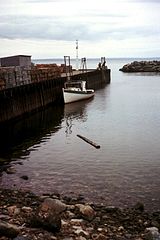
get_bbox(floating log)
[77,134,100,149]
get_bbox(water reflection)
[0,105,64,163]
[64,99,92,136]
[1,59,160,211]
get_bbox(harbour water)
[1,58,160,211]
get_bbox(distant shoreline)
[32,57,160,61]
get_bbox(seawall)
[119,60,160,72]
[0,69,110,123]
[72,69,111,88]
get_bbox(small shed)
[0,55,31,67]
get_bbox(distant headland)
[119,60,160,72]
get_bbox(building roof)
[0,55,32,59]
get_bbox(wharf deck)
[61,69,94,77]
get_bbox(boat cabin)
[64,81,87,91]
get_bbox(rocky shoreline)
[0,188,160,240]
[119,61,160,72]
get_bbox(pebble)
[5,167,16,174]
[21,206,32,212]
[20,175,29,180]
[0,188,160,240]
[70,219,84,225]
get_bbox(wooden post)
[77,134,100,149]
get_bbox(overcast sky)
[0,0,160,59]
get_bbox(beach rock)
[31,211,61,233]
[144,227,160,240]
[40,198,67,214]
[75,204,95,221]
[21,206,32,213]
[73,225,89,237]
[134,202,144,212]
[1,188,160,239]
[92,233,106,240]
[0,214,11,221]
[62,238,74,240]
[20,175,29,180]
[70,218,84,225]
[13,237,30,240]
[0,220,20,238]
[5,166,16,174]
[8,205,20,216]
[30,198,66,232]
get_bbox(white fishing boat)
[62,54,94,104]
[62,80,94,104]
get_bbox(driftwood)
[77,134,100,149]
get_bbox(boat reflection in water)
[64,98,93,136]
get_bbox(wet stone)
[20,175,29,180]
[75,204,95,221]
[0,221,20,238]
[13,237,30,240]
[5,167,16,174]
[0,188,160,239]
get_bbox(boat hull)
[63,89,94,104]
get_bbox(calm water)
[1,58,160,211]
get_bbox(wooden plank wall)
[0,77,65,123]
[0,69,110,123]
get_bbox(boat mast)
[76,39,79,71]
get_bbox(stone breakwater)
[0,189,160,240]
[119,61,160,72]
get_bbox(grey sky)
[0,0,160,58]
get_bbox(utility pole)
[76,39,79,71]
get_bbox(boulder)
[0,221,20,238]
[75,204,95,221]
[40,198,67,214]
[144,227,160,240]
[30,198,67,232]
